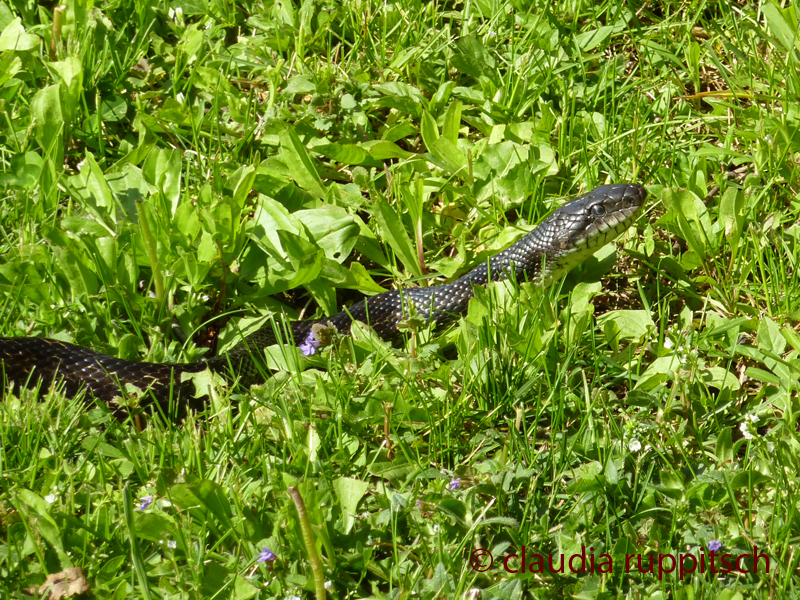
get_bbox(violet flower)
[257,547,277,563]
[299,330,320,356]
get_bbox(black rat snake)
[0,183,646,413]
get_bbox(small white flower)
[663,338,674,349]
[167,540,177,549]
[747,414,760,423]
[628,439,642,452]
[739,421,753,440]
[433,524,440,533]
[44,493,57,504]
[176,93,185,104]
[767,442,775,452]
[324,581,332,589]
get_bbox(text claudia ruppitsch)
[469,545,769,580]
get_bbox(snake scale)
[0,183,646,413]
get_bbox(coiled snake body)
[0,184,646,412]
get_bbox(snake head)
[523,183,646,285]
[550,183,647,252]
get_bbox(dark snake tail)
[0,184,647,411]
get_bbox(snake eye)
[591,204,606,216]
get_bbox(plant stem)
[288,486,326,600]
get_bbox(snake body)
[0,184,646,411]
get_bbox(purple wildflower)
[708,540,722,552]
[139,495,154,511]
[299,330,320,356]
[257,547,277,563]
[448,478,462,491]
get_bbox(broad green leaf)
[701,367,740,391]
[251,195,303,260]
[61,217,113,240]
[567,461,603,493]
[30,84,64,166]
[177,23,204,63]
[333,477,371,534]
[53,246,99,298]
[605,458,619,485]
[597,310,655,343]
[420,110,439,154]
[716,428,733,462]
[400,178,425,226]
[345,262,386,294]
[574,24,622,52]
[47,57,83,125]
[566,281,601,345]
[135,512,182,549]
[232,575,259,600]
[473,141,529,181]
[381,122,417,143]
[730,470,772,490]
[106,164,152,219]
[284,74,316,94]
[279,128,326,199]
[70,153,117,230]
[430,81,455,114]
[0,152,41,189]
[719,187,745,253]
[431,137,468,176]
[314,142,376,166]
[0,18,40,51]
[372,95,423,118]
[757,317,786,356]
[187,480,234,530]
[373,199,422,278]
[781,326,800,354]
[368,456,415,484]
[16,489,71,566]
[441,101,462,145]
[451,35,496,80]
[295,206,359,263]
[762,2,800,52]
[361,140,414,160]
[0,50,21,86]
[143,148,182,216]
[99,95,128,122]
[635,355,684,391]
[253,247,325,295]
[662,188,711,256]
[230,163,257,208]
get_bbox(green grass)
[1,0,799,598]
